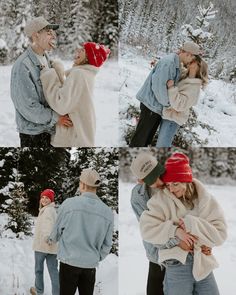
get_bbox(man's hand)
[58,115,73,127]
[176,227,198,247]
[167,79,174,88]
[150,59,157,68]
[178,240,193,253]
[201,245,212,256]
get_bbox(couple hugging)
[130,41,208,147]
[11,16,110,147]
[130,152,227,295]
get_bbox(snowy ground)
[119,44,236,147]
[0,214,118,295]
[0,59,119,147]
[119,181,236,295]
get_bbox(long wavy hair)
[178,182,198,209]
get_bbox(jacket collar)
[76,191,100,201]
[173,53,180,69]
[39,202,55,214]
[26,46,51,69]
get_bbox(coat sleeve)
[49,202,67,242]
[167,83,200,112]
[40,68,86,115]
[183,199,227,247]
[11,63,58,126]
[140,194,178,244]
[41,207,57,240]
[151,64,172,107]
[100,218,114,261]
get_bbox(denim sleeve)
[151,62,176,107]
[157,237,180,249]
[11,64,58,126]
[100,219,114,261]
[130,186,148,221]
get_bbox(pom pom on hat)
[83,42,110,67]
[40,189,55,202]
[161,153,192,183]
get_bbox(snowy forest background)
[119,147,236,184]
[0,147,118,253]
[0,0,118,64]
[119,0,236,147]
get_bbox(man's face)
[150,177,164,189]
[33,27,57,51]
[182,52,195,66]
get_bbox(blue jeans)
[163,254,220,295]
[156,119,179,147]
[34,251,60,295]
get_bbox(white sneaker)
[30,287,37,295]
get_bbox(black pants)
[129,103,162,147]
[19,133,51,147]
[147,262,165,295]
[60,262,96,295]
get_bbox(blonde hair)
[194,56,209,88]
[179,182,198,209]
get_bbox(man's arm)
[100,219,114,261]
[11,64,58,127]
[151,62,176,107]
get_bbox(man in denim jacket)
[130,152,192,295]
[130,41,200,147]
[48,168,114,295]
[10,16,72,147]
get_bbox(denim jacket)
[10,47,59,135]
[49,192,114,268]
[136,53,180,115]
[131,184,180,264]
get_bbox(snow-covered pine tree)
[181,2,217,58]
[3,181,32,237]
[17,147,70,215]
[91,0,118,55]
[0,39,8,64]
[0,148,19,210]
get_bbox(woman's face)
[40,196,51,207]
[188,60,200,77]
[74,48,87,66]
[165,182,186,198]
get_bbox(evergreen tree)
[3,182,32,237]
[181,2,217,58]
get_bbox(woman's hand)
[178,218,186,231]
[178,240,193,253]
[175,227,198,247]
[167,80,174,88]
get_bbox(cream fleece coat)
[140,179,227,281]
[40,64,99,147]
[162,78,202,125]
[33,202,57,254]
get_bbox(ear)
[137,179,144,184]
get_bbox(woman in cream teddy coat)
[30,189,59,295]
[40,42,110,147]
[156,57,208,147]
[140,153,227,295]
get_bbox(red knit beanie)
[83,42,110,67]
[161,153,192,183]
[40,189,55,202]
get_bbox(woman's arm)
[167,81,200,112]
[183,198,227,247]
[139,193,179,245]
[40,68,86,115]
